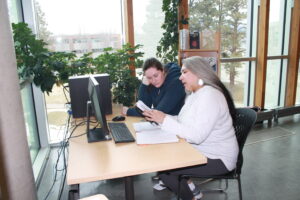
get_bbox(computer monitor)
[86,76,111,143]
[69,74,112,118]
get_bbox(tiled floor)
[38,115,300,200]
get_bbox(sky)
[36,0,284,36]
[37,0,150,35]
[37,0,122,35]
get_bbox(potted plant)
[12,22,144,106]
[13,22,94,93]
[93,44,144,106]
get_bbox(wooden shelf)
[178,29,220,74]
[179,49,219,52]
[179,49,220,74]
[177,0,221,74]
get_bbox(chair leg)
[177,175,181,200]
[224,179,228,191]
[237,177,243,200]
[202,179,226,193]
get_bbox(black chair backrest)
[234,108,257,174]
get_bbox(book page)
[136,100,151,111]
[133,122,159,132]
[136,130,179,145]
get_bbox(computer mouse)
[112,115,126,121]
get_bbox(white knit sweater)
[161,86,238,171]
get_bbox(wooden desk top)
[67,105,207,185]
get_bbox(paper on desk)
[133,121,159,132]
[133,122,179,144]
[136,130,179,144]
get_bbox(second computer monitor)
[86,76,111,143]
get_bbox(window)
[265,59,287,108]
[133,0,164,60]
[34,0,124,143]
[267,0,291,56]
[34,0,123,57]
[265,0,292,108]
[220,61,248,107]
[7,0,22,23]
[189,0,257,106]
[21,83,41,163]
[8,0,42,163]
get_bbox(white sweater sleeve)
[161,89,222,144]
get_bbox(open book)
[135,100,158,125]
[136,100,151,111]
[133,122,179,145]
[135,100,151,115]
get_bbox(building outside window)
[33,0,124,143]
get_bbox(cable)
[43,146,66,200]
[56,118,84,199]
[43,111,72,200]
[43,106,93,200]
[57,170,67,200]
[69,132,87,139]
[63,84,70,103]
[66,123,85,142]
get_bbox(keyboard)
[108,122,135,143]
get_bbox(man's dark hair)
[143,57,163,72]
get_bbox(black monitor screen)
[86,76,110,142]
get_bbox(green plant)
[156,0,189,63]
[12,22,144,106]
[93,44,144,106]
[12,22,94,93]
[156,0,180,63]
[13,22,52,90]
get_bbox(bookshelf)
[178,30,221,74]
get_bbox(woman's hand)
[143,110,166,124]
[142,75,150,85]
[122,106,128,116]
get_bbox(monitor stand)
[87,128,111,143]
[86,101,111,143]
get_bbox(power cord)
[43,104,96,199]
[63,84,70,104]
[43,108,78,200]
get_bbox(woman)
[123,57,186,116]
[143,56,239,200]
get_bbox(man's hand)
[122,106,128,116]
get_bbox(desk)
[67,107,207,200]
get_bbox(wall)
[0,0,37,199]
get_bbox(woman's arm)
[161,91,223,144]
[126,84,152,116]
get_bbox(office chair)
[177,108,257,200]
